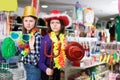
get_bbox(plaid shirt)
[23,32,42,66]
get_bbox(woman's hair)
[22,16,37,34]
[38,18,46,26]
[47,19,65,34]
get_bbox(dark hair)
[22,16,37,34]
[15,16,22,23]
[38,18,46,26]
[47,19,65,34]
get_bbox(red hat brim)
[44,13,72,28]
[65,42,85,61]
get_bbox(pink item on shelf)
[108,73,119,80]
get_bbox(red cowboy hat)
[65,42,85,62]
[44,9,72,28]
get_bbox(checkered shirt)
[23,32,42,66]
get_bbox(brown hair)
[22,16,37,34]
[47,19,65,35]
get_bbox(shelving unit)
[67,62,105,69]
[64,62,107,80]
[97,70,109,76]
[64,37,110,80]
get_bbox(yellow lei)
[49,32,66,69]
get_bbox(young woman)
[39,10,71,80]
[19,6,42,80]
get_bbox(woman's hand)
[46,68,54,76]
[29,36,35,50]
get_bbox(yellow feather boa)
[49,32,66,69]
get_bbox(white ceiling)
[18,0,119,20]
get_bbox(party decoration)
[65,42,85,66]
[106,55,110,63]
[48,32,66,69]
[31,0,40,15]
[31,0,37,8]
[0,0,18,11]
[118,0,120,13]
[75,1,83,24]
[99,54,103,62]
[103,54,107,62]
[21,6,38,19]
[10,31,31,43]
[44,9,72,28]
[22,34,31,42]
[84,8,94,27]
[115,15,120,41]
[10,31,21,40]
[109,56,114,64]
[0,0,18,36]
[18,28,37,57]
[1,37,17,59]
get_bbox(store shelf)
[97,70,109,76]
[65,62,106,80]
[67,62,105,70]
[37,26,47,28]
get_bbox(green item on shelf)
[1,37,17,59]
[118,56,120,62]
[115,15,120,41]
[90,73,95,80]
[113,52,117,61]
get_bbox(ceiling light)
[41,5,48,8]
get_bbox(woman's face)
[50,19,61,34]
[23,16,36,31]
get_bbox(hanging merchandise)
[74,1,85,37]
[74,23,80,37]
[74,23,86,37]
[31,0,40,16]
[31,0,37,8]
[75,1,83,24]
[1,37,17,59]
[0,0,18,36]
[91,26,96,37]
[118,0,120,13]
[0,0,17,11]
[84,8,94,27]
[105,29,110,43]
[115,15,120,41]
[0,12,5,36]
[106,20,115,42]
